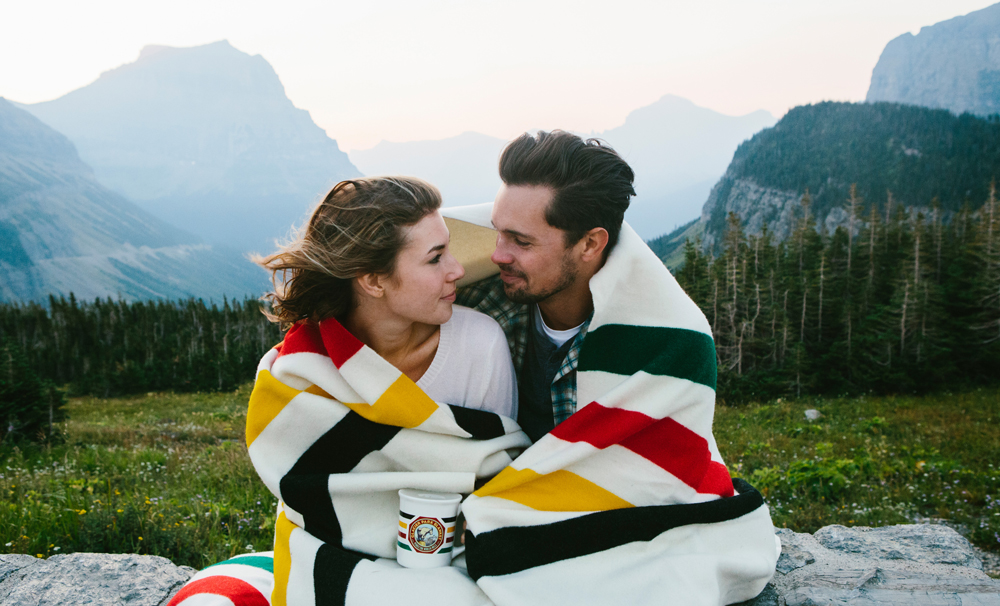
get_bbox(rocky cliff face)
[23,41,361,253]
[0,97,267,303]
[866,3,1000,117]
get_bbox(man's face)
[490,184,579,304]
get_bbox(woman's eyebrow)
[426,243,446,255]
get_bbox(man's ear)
[355,272,386,299]
[578,227,610,263]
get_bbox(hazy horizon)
[2,0,996,151]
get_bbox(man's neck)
[537,278,593,330]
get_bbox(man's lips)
[499,269,525,283]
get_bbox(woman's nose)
[448,253,465,281]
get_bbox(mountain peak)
[867,2,1000,116]
[22,42,359,252]
[137,40,235,62]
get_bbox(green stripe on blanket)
[578,324,718,389]
[204,554,275,573]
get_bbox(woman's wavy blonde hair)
[255,176,442,330]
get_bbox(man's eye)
[514,239,529,247]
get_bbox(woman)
[255,176,517,417]
[168,178,529,606]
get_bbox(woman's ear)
[355,272,385,298]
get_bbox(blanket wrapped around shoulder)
[169,205,779,606]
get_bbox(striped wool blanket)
[170,205,779,606]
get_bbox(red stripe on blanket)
[276,322,326,359]
[319,319,364,368]
[167,575,269,606]
[551,403,734,498]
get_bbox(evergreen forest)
[0,296,281,398]
[2,181,1000,404]
[678,183,1000,402]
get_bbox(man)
[458,129,634,442]
[450,131,777,605]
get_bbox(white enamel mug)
[397,489,462,568]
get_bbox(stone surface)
[0,552,195,606]
[740,525,1000,606]
[813,524,983,569]
[2,525,997,605]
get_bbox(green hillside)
[705,101,1000,240]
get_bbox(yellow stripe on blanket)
[342,374,438,429]
[272,511,295,606]
[246,370,301,447]
[474,467,633,512]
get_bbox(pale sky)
[1,0,995,151]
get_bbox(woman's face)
[382,210,465,326]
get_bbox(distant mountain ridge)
[598,94,775,239]
[867,2,1000,117]
[0,98,266,303]
[350,131,506,207]
[350,95,775,240]
[673,102,1000,257]
[22,40,360,253]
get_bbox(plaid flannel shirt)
[457,275,589,426]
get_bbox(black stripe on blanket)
[313,544,375,606]
[280,411,401,545]
[465,478,763,580]
[578,324,717,390]
[448,405,506,440]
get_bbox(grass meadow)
[2,386,999,570]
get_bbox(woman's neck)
[341,304,440,382]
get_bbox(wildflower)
[138,537,143,541]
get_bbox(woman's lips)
[441,291,457,302]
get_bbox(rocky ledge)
[741,524,1000,605]
[0,552,194,606]
[1,525,997,605]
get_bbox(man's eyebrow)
[500,228,533,241]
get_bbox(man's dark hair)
[498,130,635,252]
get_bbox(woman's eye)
[430,254,442,264]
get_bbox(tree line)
[0,296,281,398]
[677,183,1000,403]
[2,180,999,407]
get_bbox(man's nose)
[491,236,513,265]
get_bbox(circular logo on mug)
[408,517,445,553]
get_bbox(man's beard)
[499,252,578,305]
